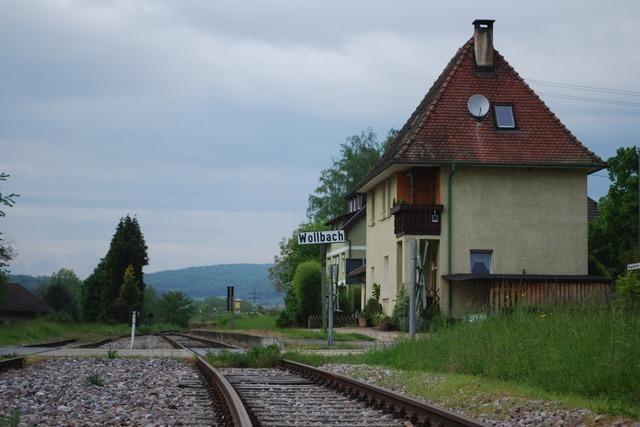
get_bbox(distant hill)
[10,263,282,307]
[7,274,49,292]
[145,263,282,307]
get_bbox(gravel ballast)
[319,364,639,427]
[0,358,218,426]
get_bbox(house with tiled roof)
[0,282,51,322]
[357,20,610,317]
[325,193,367,313]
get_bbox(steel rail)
[195,357,253,427]
[172,332,242,350]
[22,338,76,348]
[74,337,115,348]
[281,359,488,427]
[0,356,25,373]
[160,334,253,427]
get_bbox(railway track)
[162,333,241,351]
[0,355,24,373]
[167,333,486,427]
[2,333,486,426]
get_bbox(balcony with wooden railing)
[390,204,443,237]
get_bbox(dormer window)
[494,104,516,129]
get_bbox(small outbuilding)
[0,282,52,322]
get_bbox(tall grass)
[358,306,639,414]
[0,319,181,346]
[206,345,282,368]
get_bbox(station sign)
[627,263,640,271]
[297,230,345,245]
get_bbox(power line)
[526,79,640,97]
[535,91,640,107]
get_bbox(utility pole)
[409,239,417,338]
[320,244,327,332]
[252,287,257,312]
[328,264,335,347]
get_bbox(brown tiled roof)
[0,283,51,314]
[326,207,366,231]
[347,263,366,277]
[360,37,605,189]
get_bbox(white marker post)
[129,310,137,350]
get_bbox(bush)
[362,298,382,326]
[41,311,75,323]
[391,285,409,332]
[361,283,382,326]
[276,284,298,328]
[614,271,640,313]
[293,261,322,324]
[85,373,104,387]
[276,309,294,328]
[156,291,194,327]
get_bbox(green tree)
[98,215,149,322]
[269,219,326,292]
[41,281,74,314]
[111,264,142,322]
[589,146,639,277]
[0,172,18,303]
[48,268,82,300]
[156,291,195,327]
[293,260,322,325]
[80,260,106,321]
[306,128,397,222]
[613,271,640,313]
[39,268,83,319]
[141,285,159,324]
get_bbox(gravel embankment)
[0,358,218,426]
[319,364,638,427]
[98,335,174,349]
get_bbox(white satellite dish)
[467,94,490,118]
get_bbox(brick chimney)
[473,19,495,71]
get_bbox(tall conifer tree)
[84,215,148,322]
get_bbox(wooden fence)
[488,279,611,311]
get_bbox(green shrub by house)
[613,271,640,313]
[293,261,322,325]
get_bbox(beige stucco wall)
[439,165,589,316]
[326,214,366,286]
[365,165,589,317]
[365,176,399,315]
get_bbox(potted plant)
[357,313,367,327]
[377,315,393,331]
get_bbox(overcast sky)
[2,0,638,278]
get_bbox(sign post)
[298,230,345,347]
[129,310,137,350]
[409,239,417,338]
[227,286,235,329]
[327,264,335,346]
[320,247,327,332]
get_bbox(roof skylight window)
[494,104,516,129]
